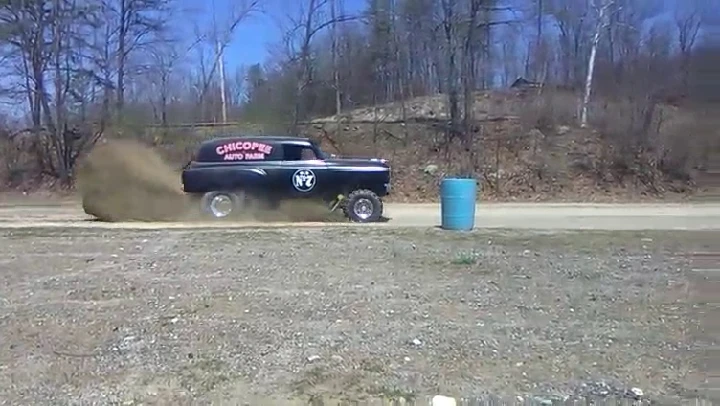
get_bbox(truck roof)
[194,135,315,163]
[200,135,311,145]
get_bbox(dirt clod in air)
[76,139,350,223]
[76,139,192,222]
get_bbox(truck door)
[280,144,329,199]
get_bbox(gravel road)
[0,202,718,230]
[0,225,713,404]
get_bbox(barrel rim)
[441,177,477,181]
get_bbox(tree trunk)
[462,0,481,176]
[441,0,460,146]
[330,0,341,119]
[293,0,317,132]
[581,0,609,128]
[217,40,227,123]
[117,0,127,114]
[52,0,69,183]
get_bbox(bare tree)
[440,0,461,143]
[674,2,703,89]
[546,0,591,87]
[145,44,180,126]
[580,0,613,128]
[0,0,106,182]
[525,0,549,82]
[602,0,662,87]
[193,0,260,122]
[329,0,341,119]
[278,0,356,130]
[108,0,173,114]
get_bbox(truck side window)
[301,148,316,160]
[283,145,317,161]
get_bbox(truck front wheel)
[200,191,246,219]
[344,189,383,223]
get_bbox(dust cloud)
[253,200,347,223]
[76,139,194,222]
[76,139,348,223]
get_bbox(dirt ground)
[0,200,719,231]
[0,225,713,404]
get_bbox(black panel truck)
[181,136,392,222]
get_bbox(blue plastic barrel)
[440,177,477,231]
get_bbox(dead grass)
[302,88,709,202]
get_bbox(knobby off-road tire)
[343,189,383,223]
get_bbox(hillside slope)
[2,87,715,203]
[300,88,714,202]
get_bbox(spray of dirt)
[76,139,194,221]
[76,139,349,223]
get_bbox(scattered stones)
[2,226,687,404]
[423,164,439,175]
[529,128,546,139]
[533,397,553,405]
[628,387,644,399]
[431,395,456,406]
[573,380,631,399]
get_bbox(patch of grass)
[370,385,417,402]
[292,366,330,396]
[451,251,479,265]
[358,358,386,373]
[177,358,232,393]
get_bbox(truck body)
[181,136,392,222]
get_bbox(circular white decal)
[292,169,316,192]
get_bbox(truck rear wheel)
[200,191,246,219]
[344,189,383,223]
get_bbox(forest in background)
[0,0,718,199]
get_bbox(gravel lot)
[0,226,709,404]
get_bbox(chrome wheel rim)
[352,198,374,220]
[209,194,233,218]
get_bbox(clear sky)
[179,0,366,72]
